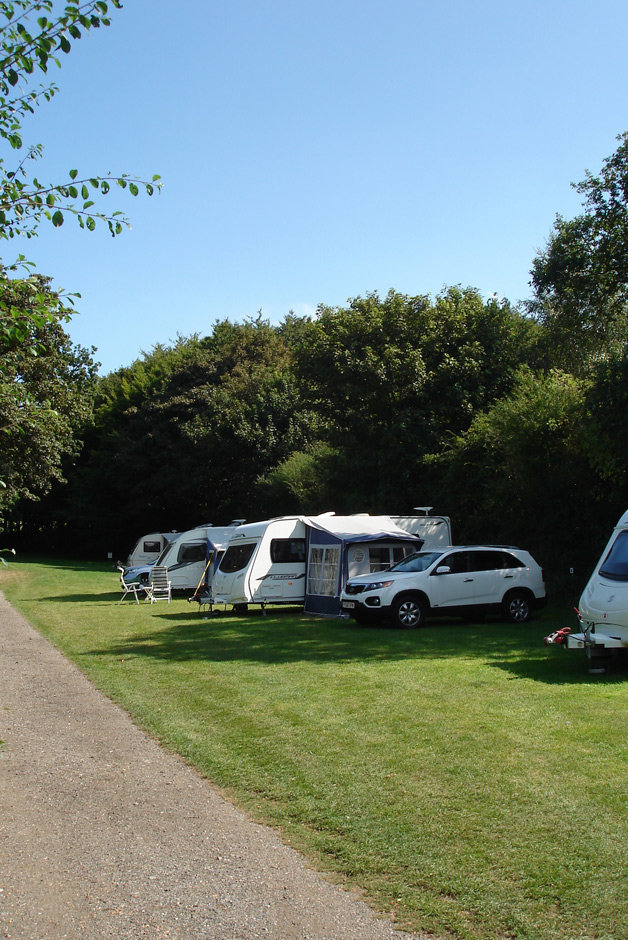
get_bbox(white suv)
[340,546,546,628]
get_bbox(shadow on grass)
[83,607,627,684]
[40,592,145,604]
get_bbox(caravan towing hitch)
[543,626,572,645]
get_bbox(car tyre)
[392,595,426,629]
[502,591,531,624]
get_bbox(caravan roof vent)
[413,506,434,515]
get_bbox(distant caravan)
[124,531,178,569]
[211,511,452,616]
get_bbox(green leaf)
[51,210,64,227]
[129,182,138,196]
[69,169,78,180]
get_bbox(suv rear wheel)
[392,595,426,629]
[502,590,531,624]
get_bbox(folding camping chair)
[144,565,172,603]
[117,567,145,604]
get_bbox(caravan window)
[367,544,415,572]
[270,538,306,563]
[307,546,340,596]
[219,542,257,573]
[177,542,206,564]
[368,546,390,572]
[392,545,412,565]
[599,531,628,581]
[143,540,161,554]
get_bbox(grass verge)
[1,557,627,939]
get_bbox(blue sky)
[14,0,628,373]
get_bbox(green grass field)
[2,557,627,939]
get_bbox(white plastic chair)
[144,565,172,603]
[117,567,145,604]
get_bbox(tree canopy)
[0,274,97,510]
[531,132,628,369]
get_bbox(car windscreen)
[599,531,628,581]
[388,550,443,573]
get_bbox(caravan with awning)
[211,512,451,614]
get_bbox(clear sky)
[13,0,628,374]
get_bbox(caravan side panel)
[391,516,452,549]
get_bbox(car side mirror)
[435,565,451,575]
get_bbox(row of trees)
[4,262,628,597]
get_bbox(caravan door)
[255,537,307,603]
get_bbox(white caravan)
[125,531,178,568]
[563,509,628,670]
[123,524,242,593]
[155,524,244,593]
[212,512,451,612]
[212,516,308,609]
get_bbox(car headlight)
[362,580,394,591]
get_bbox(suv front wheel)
[502,590,532,624]
[392,595,426,629]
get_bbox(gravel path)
[0,593,428,940]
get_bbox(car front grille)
[345,583,365,595]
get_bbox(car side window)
[471,550,503,571]
[469,550,525,571]
[440,551,471,574]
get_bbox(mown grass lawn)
[2,557,627,939]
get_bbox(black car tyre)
[502,591,531,624]
[392,595,426,629]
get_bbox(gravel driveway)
[0,593,428,940]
